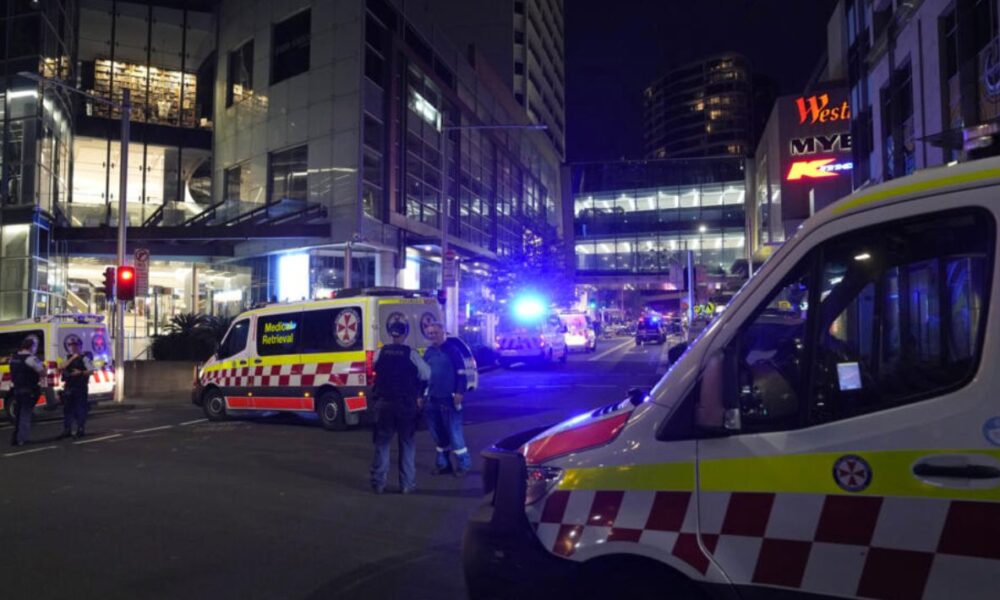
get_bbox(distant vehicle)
[1,313,115,421]
[635,314,667,345]
[558,312,596,353]
[192,288,476,430]
[495,296,568,368]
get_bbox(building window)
[227,40,254,107]
[271,10,310,85]
[268,146,308,203]
[881,63,914,180]
[224,162,252,202]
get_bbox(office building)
[571,157,749,313]
[0,0,564,355]
[427,0,566,159]
[643,53,754,159]
[843,0,1000,187]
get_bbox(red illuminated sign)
[787,158,841,180]
[796,94,851,125]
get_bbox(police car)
[192,288,477,430]
[464,158,1000,599]
[1,314,115,420]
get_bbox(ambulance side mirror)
[695,350,741,434]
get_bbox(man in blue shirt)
[421,321,470,476]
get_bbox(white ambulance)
[1,314,115,420]
[192,288,477,430]
[465,158,1000,599]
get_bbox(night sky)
[565,0,840,162]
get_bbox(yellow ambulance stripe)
[832,168,1000,215]
[700,449,1000,501]
[559,461,696,491]
[377,299,434,305]
[200,351,366,374]
[558,449,1000,501]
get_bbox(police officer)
[9,335,46,447]
[59,338,94,439]
[422,322,471,476]
[370,321,430,494]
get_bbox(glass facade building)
[572,158,748,279]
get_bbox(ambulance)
[464,158,1000,599]
[192,288,477,430]
[1,314,115,421]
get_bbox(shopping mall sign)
[795,94,851,125]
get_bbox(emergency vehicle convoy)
[494,297,569,368]
[464,158,1000,599]
[192,288,476,430]
[1,314,115,420]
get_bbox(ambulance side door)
[693,202,1000,599]
[214,317,252,408]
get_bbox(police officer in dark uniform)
[9,335,46,447]
[59,338,94,439]
[370,321,430,494]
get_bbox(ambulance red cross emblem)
[833,454,872,492]
[335,309,360,348]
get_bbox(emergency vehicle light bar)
[43,313,107,324]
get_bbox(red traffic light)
[117,266,137,301]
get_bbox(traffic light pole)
[114,89,130,403]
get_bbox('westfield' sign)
[796,94,851,125]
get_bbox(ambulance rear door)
[377,298,442,352]
[690,200,1000,598]
[57,324,114,396]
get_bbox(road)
[0,336,670,600]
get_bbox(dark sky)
[565,0,840,162]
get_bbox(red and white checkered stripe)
[528,489,1000,599]
[200,361,368,390]
[0,362,111,392]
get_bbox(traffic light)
[117,265,136,301]
[101,267,116,298]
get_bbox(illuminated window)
[227,40,254,107]
[409,90,441,130]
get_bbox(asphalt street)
[0,335,671,600]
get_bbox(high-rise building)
[0,0,564,357]
[643,53,754,159]
[426,0,566,159]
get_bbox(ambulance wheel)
[317,391,346,431]
[203,389,227,421]
[4,395,16,421]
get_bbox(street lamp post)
[21,72,131,403]
[438,122,546,335]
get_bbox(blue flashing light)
[512,295,546,322]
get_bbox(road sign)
[443,249,458,287]
[134,248,150,297]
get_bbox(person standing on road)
[58,338,94,439]
[422,322,471,477]
[370,321,430,494]
[9,335,46,447]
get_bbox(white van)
[192,288,477,430]
[1,314,115,420]
[464,158,1000,599]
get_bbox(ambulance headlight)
[525,465,562,505]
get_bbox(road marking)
[589,338,634,361]
[3,445,58,457]
[179,418,208,426]
[134,425,174,434]
[73,433,122,445]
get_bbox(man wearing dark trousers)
[422,322,471,476]
[9,335,45,447]
[370,321,430,494]
[59,338,94,439]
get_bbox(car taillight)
[366,350,376,385]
